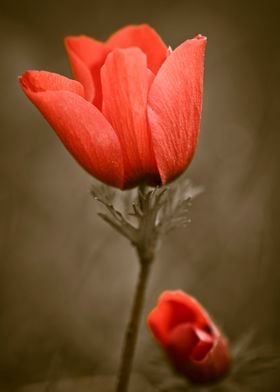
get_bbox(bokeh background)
[0,0,279,390]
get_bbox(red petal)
[107,24,168,74]
[19,71,124,188]
[166,324,213,365]
[183,335,231,383]
[191,329,214,361]
[147,290,214,345]
[167,324,230,383]
[148,35,207,183]
[167,324,200,361]
[65,36,110,107]
[101,48,159,188]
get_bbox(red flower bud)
[19,25,206,189]
[148,290,230,383]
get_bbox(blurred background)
[0,0,279,390]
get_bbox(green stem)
[115,251,153,392]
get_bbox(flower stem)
[115,250,153,392]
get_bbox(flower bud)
[148,290,230,383]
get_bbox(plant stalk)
[115,250,153,392]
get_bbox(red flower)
[19,25,206,189]
[148,290,230,383]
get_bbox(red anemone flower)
[148,290,230,383]
[19,25,206,189]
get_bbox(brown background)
[0,0,279,390]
